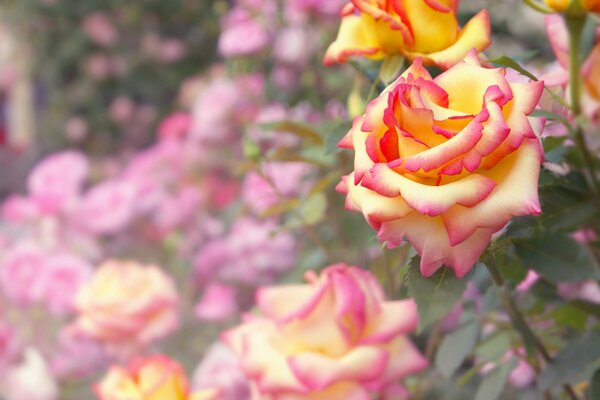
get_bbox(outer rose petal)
[361,164,497,216]
[403,10,491,68]
[378,213,496,277]
[287,346,388,390]
[442,138,543,245]
[324,14,381,66]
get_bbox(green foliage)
[406,257,466,331]
[474,358,518,400]
[435,316,480,379]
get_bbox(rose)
[324,0,491,69]
[544,0,600,13]
[223,264,427,399]
[95,356,190,400]
[73,260,179,348]
[337,54,544,277]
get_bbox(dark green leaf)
[549,303,589,330]
[474,358,518,400]
[588,368,600,400]
[406,257,466,330]
[436,317,480,378]
[513,233,599,283]
[539,331,600,389]
[474,331,512,362]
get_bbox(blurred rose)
[0,244,46,305]
[192,343,251,400]
[50,328,108,379]
[85,53,112,80]
[223,264,427,398]
[82,12,117,46]
[27,151,89,215]
[0,317,21,374]
[273,27,312,65]
[95,355,189,400]
[219,20,270,57]
[158,39,186,64]
[65,117,89,143]
[338,56,544,277]
[109,96,136,124]
[158,112,191,140]
[40,253,93,315]
[73,260,179,348]
[194,283,238,322]
[242,162,314,215]
[325,0,491,68]
[194,218,296,285]
[2,348,58,400]
[76,180,137,235]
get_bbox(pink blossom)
[1,195,40,222]
[76,180,137,235]
[158,39,186,64]
[273,27,312,66]
[158,112,191,140]
[84,53,112,80]
[82,12,117,47]
[0,318,21,374]
[39,253,93,315]
[242,162,314,214]
[194,218,296,286]
[109,96,136,124]
[194,283,238,322]
[557,281,600,304]
[0,244,46,305]
[50,328,108,379]
[152,185,202,233]
[192,343,251,400]
[64,117,89,143]
[27,151,89,215]
[218,20,270,57]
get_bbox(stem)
[484,260,579,400]
[566,15,600,194]
[522,0,553,14]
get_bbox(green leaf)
[474,358,518,400]
[261,120,324,145]
[435,317,480,378]
[325,120,352,154]
[533,110,569,125]
[299,193,327,226]
[588,368,600,400]
[513,233,599,283]
[539,331,600,390]
[549,303,589,330]
[474,331,512,362]
[489,56,538,81]
[379,54,405,84]
[406,257,466,331]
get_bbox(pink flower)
[82,12,117,47]
[0,318,21,374]
[84,53,112,80]
[109,96,136,124]
[194,283,238,322]
[50,328,108,379]
[158,112,192,140]
[1,195,41,222]
[273,27,312,66]
[39,253,93,315]
[73,260,179,349]
[192,343,251,400]
[76,180,137,235]
[0,244,46,305]
[157,39,186,64]
[27,151,89,215]
[194,218,296,286]
[218,20,270,57]
[223,264,427,398]
[242,162,314,214]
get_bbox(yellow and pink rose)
[223,264,427,399]
[337,53,545,277]
[324,0,491,69]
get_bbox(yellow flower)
[544,0,600,13]
[325,0,491,69]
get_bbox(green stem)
[566,15,600,194]
[484,260,579,400]
[522,0,553,14]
